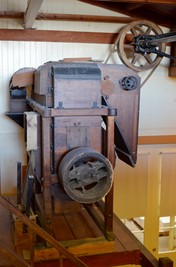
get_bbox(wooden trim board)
[138,135,176,145]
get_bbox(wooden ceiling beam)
[36,13,135,23]
[24,0,44,29]
[0,11,136,24]
[79,0,174,27]
[0,28,172,44]
[0,11,24,19]
[0,28,118,44]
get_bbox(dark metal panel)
[99,63,140,166]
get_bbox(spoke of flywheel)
[130,27,139,36]
[75,185,86,194]
[131,26,145,36]
[96,173,107,181]
[124,44,134,50]
[70,176,97,187]
[145,26,153,35]
[72,183,92,193]
[71,182,84,190]
[143,54,153,64]
[131,53,141,64]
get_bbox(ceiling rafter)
[79,0,176,27]
[85,0,176,3]
[0,11,135,24]
[24,0,44,29]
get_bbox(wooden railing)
[0,196,87,267]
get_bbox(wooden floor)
[0,199,15,265]
[0,196,159,267]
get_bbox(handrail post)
[159,257,173,267]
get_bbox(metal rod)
[148,32,176,45]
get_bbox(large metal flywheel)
[59,147,113,203]
[116,20,166,72]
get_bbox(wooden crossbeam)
[0,11,135,24]
[0,28,117,43]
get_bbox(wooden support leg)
[23,150,36,217]
[17,161,22,206]
[105,115,115,241]
[42,117,52,233]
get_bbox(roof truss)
[24,0,44,29]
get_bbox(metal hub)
[119,76,138,90]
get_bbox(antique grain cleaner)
[7,60,140,259]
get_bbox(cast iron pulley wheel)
[116,20,166,72]
[59,147,113,203]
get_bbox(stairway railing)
[0,196,87,267]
